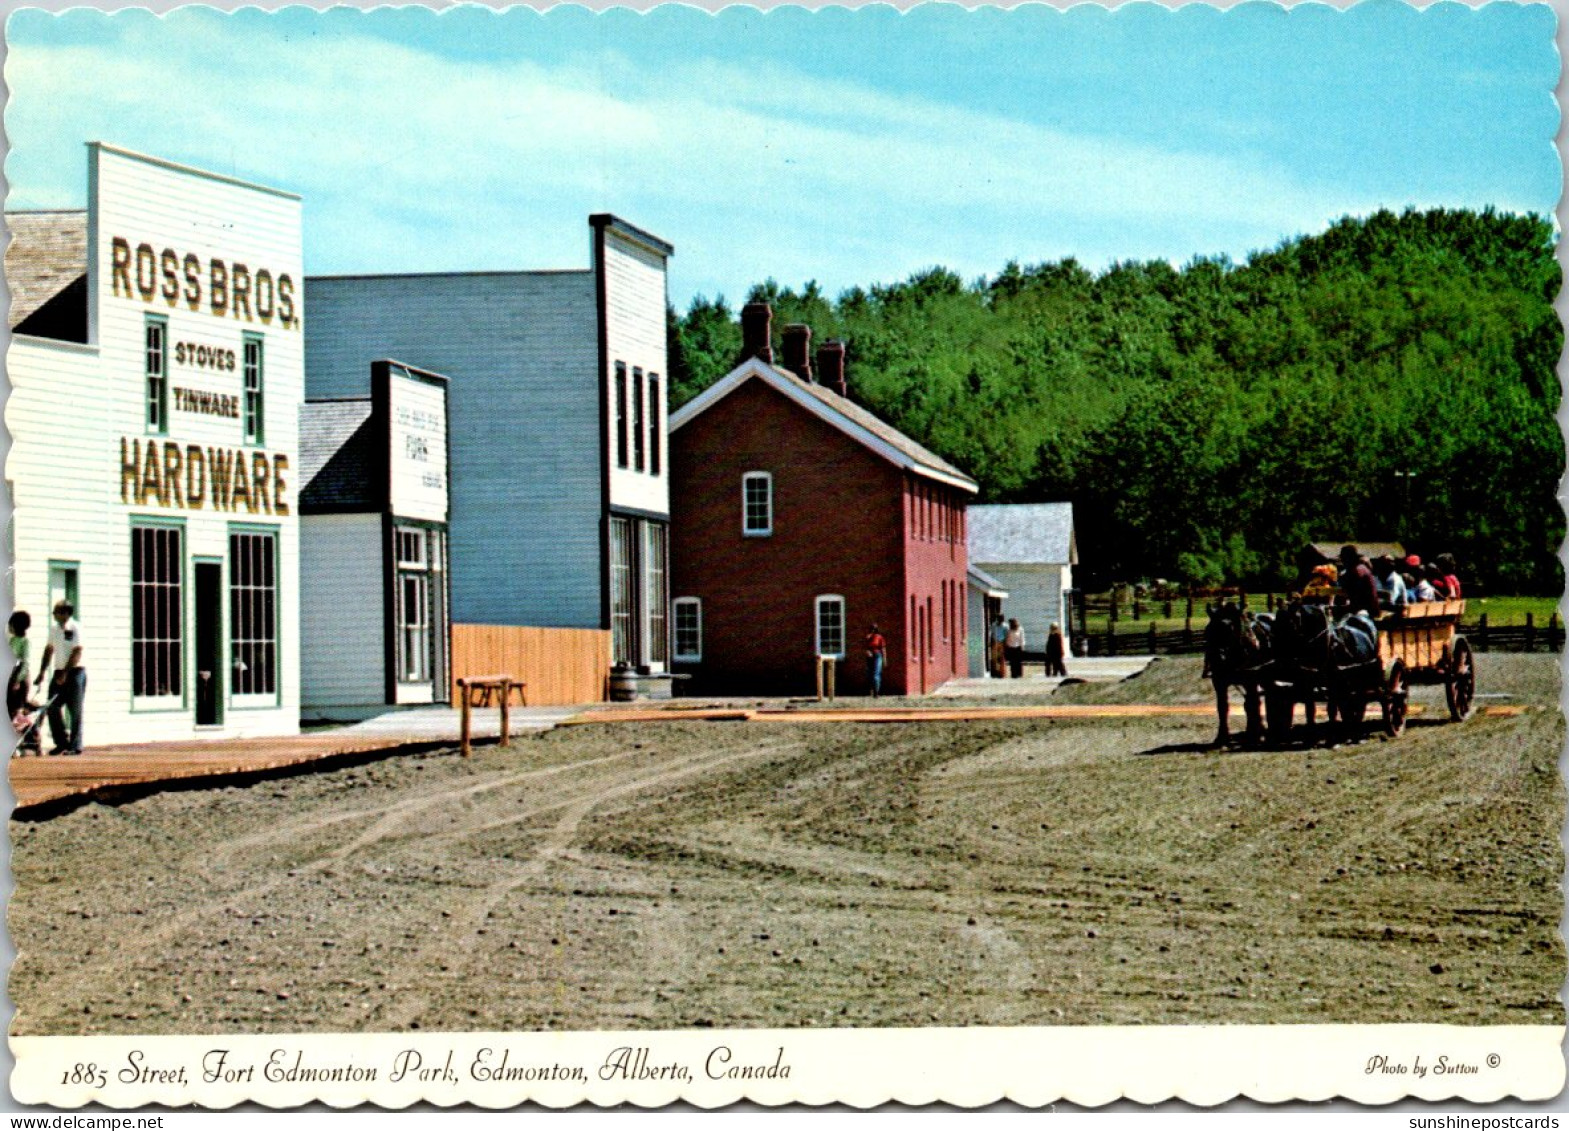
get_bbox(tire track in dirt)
[17,748,657,1025]
[370,738,801,1030]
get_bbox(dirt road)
[11,655,1563,1034]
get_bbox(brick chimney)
[781,323,813,382]
[817,339,847,398]
[740,302,774,364]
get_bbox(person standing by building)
[990,615,1008,678]
[1004,618,1027,679]
[863,623,887,698]
[35,600,85,755]
[1045,622,1068,678]
[8,611,36,753]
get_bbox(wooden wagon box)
[1377,599,1465,669]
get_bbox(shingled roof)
[670,357,977,492]
[300,399,379,513]
[6,210,88,342]
[968,503,1077,566]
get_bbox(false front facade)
[6,143,303,743]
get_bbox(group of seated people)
[1299,547,1463,616]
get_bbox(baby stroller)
[11,692,56,756]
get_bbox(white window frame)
[742,471,773,537]
[673,597,703,662]
[816,594,846,660]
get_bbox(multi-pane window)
[645,523,668,666]
[648,374,662,476]
[132,525,182,699]
[816,596,846,660]
[610,517,636,666]
[615,362,629,469]
[242,335,265,444]
[632,367,646,473]
[673,598,702,662]
[229,530,277,696]
[742,472,773,536]
[396,528,431,684]
[145,317,168,433]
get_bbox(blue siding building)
[305,216,674,698]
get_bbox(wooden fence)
[450,624,612,706]
[1060,613,1565,659]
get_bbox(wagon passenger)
[1409,571,1439,603]
[1373,555,1407,612]
[1337,546,1381,620]
[1435,554,1463,599]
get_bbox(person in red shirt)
[1436,553,1463,599]
[864,624,887,698]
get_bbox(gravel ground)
[10,654,1563,1035]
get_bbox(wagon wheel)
[1383,659,1408,737]
[1446,637,1476,721]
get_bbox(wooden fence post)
[1107,624,1117,657]
[1148,623,1158,655]
[499,678,512,749]
[1164,599,1173,618]
[1185,592,1194,622]
[1479,612,1489,653]
[1526,612,1535,653]
[459,679,473,759]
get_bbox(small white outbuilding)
[967,503,1077,656]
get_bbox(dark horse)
[1269,600,1379,734]
[1202,602,1273,746]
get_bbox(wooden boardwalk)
[8,733,421,813]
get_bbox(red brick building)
[668,307,977,696]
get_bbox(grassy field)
[1080,594,1562,636]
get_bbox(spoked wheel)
[1446,637,1476,721]
[1383,659,1408,737]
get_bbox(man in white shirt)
[34,600,85,755]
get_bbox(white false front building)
[6,143,303,744]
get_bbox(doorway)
[194,560,222,726]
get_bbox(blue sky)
[4,2,1560,309]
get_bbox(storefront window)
[396,528,430,684]
[229,530,277,697]
[610,516,635,666]
[132,524,182,700]
[645,523,668,666]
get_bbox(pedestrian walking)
[863,623,887,698]
[35,600,85,755]
[989,615,1008,679]
[1045,622,1068,678]
[8,611,38,753]
[1004,618,1026,679]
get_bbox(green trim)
[242,332,265,446]
[127,516,188,714]
[144,314,169,436]
[46,560,81,613]
[226,521,282,710]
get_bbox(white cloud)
[6,17,1385,301]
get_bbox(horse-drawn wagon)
[1264,597,1475,742]
[1204,595,1476,746]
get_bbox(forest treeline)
[668,208,1563,593]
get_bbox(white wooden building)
[6,143,303,743]
[967,503,1077,657]
[299,361,450,720]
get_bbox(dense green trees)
[669,208,1563,593]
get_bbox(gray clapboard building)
[303,216,673,703]
[967,502,1078,657]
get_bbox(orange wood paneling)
[450,624,610,707]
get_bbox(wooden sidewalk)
[10,732,416,814]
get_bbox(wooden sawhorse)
[456,675,528,758]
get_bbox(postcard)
[4,0,1564,1109]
